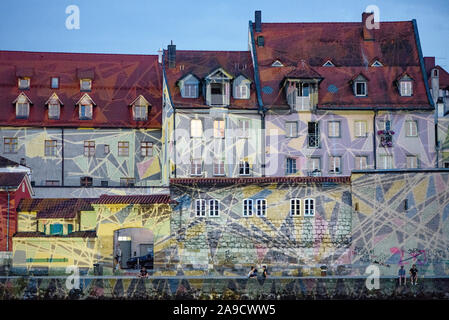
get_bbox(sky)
[0,0,448,68]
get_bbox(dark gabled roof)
[0,156,21,168]
[170,176,350,186]
[253,20,432,110]
[14,231,97,238]
[0,51,162,128]
[18,198,95,219]
[285,60,322,79]
[164,50,258,109]
[0,172,27,188]
[91,194,171,204]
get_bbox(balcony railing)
[211,94,225,105]
[293,96,311,111]
[307,170,322,177]
[308,134,320,148]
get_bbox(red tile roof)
[170,176,350,186]
[0,51,162,128]
[164,50,258,109]
[0,172,27,188]
[18,198,95,219]
[14,231,96,238]
[253,21,432,110]
[91,194,171,204]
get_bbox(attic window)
[77,94,95,120]
[355,82,367,96]
[271,60,283,67]
[51,77,59,89]
[46,94,62,120]
[371,60,383,67]
[80,79,92,91]
[257,36,265,47]
[18,77,30,90]
[13,93,32,119]
[184,84,198,98]
[322,60,334,67]
[133,105,148,121]
[400,80,413,96]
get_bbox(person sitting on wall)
[262,266,268,279]
[138,266,148,278]
[398,266,406,286]
[248,266,258,278]
[410,264,418,285]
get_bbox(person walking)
[409,264,418,285]
[398,265,406,285]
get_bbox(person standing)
[409,264,418,285]
[248,266,257,278]
[115,244,122,271]
[398,266,406,285]
[262,266,268,279]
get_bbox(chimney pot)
[158,48,163,64]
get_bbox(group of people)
[398,264,419,286]
[248,266,268,279]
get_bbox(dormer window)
[76,93,95,120]
[45,93,63,120]
[322,60,335,67]
[371,60,383,67]
[397,74,413,97]
[205,68,233,107]
[271,60,284,67]
[18,77,30,90]
[233,75,251,99]
[184,84,198,98]
[80,79,92,91]
[130,95,150,121]
[352,74,368,96]
[13,93,32,119]
[178,74,200,98]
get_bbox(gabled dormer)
[76,93,96,120]
[129,95,151,121]
[271,60,284,67]
[204,67,233,106]
[177,73,200,98]
[370,59,383,67]
[282,61,322,111]
[233,74,251,99]
[45,93,63,120]
[351,73,369,96]
[12,92,32,119]
[396,73,414,97]
[322,60,335,67]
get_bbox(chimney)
[168,41,176,69]
[424,57,435,73]
[158,48,163,64]
[255,10,262,33]
[362,12,376,41]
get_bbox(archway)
[113,228,154,269]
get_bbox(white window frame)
[84,141,95,157]
[405,120,418,137]
[308,157,321,171]
[286,157,297,175]
[195,199,206,217]
[209,199,220,217]
[18,78,30,89]
[141,141,153,157]
[133,105,148,121]
[400,81,412,97]
[354,120,367,137]
[118,141,129,157]
[80,79,92,91]
[48,103,60,119]
[355,156,368,170]
[191,119,203,138]
[243,199,253,217]
[184,83,198,98]
[256,199,267,217]
[328,121,340,138]
[235,84,249,99]
[406,155,419,169]
[379,155,393,169]
[304,198,315,216]
[355,81,367,96]
[329,156,341,174]
[285,121,298,138]
[190,159,203,176]
[290,198,301,216]
[16,102,30,118]
[4,137,18,153]
[79,104,93,120]
[213,159,225,176]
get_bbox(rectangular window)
[235,85,248,99]
[239,160,250,175]
[308,122,320,148]
[84,141,95,157]
[406,155,418,168]
[51,77,59,89]
[405,120,418,137]
[256,199,267,217]
[104,144,110,155]
[286,157,297,174]
[285,122,298,138]
[118,141,129,156]
[133,105,148,121]
[354,121,367,137]
[307,157,321,171]
[213,159,225,176]
[141,142,153,157]
[195,199,206,217]
[16,103,29,118]
[379,155,393,169]
[48,104,60,119]
[45,140,57,157]
[4,137,18,153]
[209,199,220,217]
[80,176,93,187]
[379,120,391,131]
[18,78,30,89]
[355,82,366,96]
[214,120,225,138]
[239,120,250,137]
[243,199,253,217]
[101,180,109,187]
[79,104,92,119]
[290,199,301,216]
[184,84,198,98]
[444,162,449,169]
[80,79,92,91]
[120,178,135,187]
[304,198,315,216]
[328,121,340,137]
[45,180,59,186]
[355,156,368,170]
[296,82,310,97]
[329,156,341,174]
[191,159,202,176]
[191,119,203,137]
[49,224,63,235]
[400,81,412,96]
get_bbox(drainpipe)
[373,109,377,169]
[6,187,10,251]
[61,128,65,186]
[259,109,266,177]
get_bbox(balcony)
[211,94,225,106]
[307,170,322,177]
[292,96,311,111]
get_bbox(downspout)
[61,128,64,186]
[6,187,10,251]
[373,109,377,169]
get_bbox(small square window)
[406,155,418,168]
[355,156,368,170]
[120,178,135,187]
[80,79,92,91]
[80,176,93,187]
[51,77,59,89]
[18,78,30,90]
[101,180,109,187]
[4,137,18,153]
[84,141,95,157]
[45,140,57,157]
[118,141,129,156]
[183,84,198,98]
